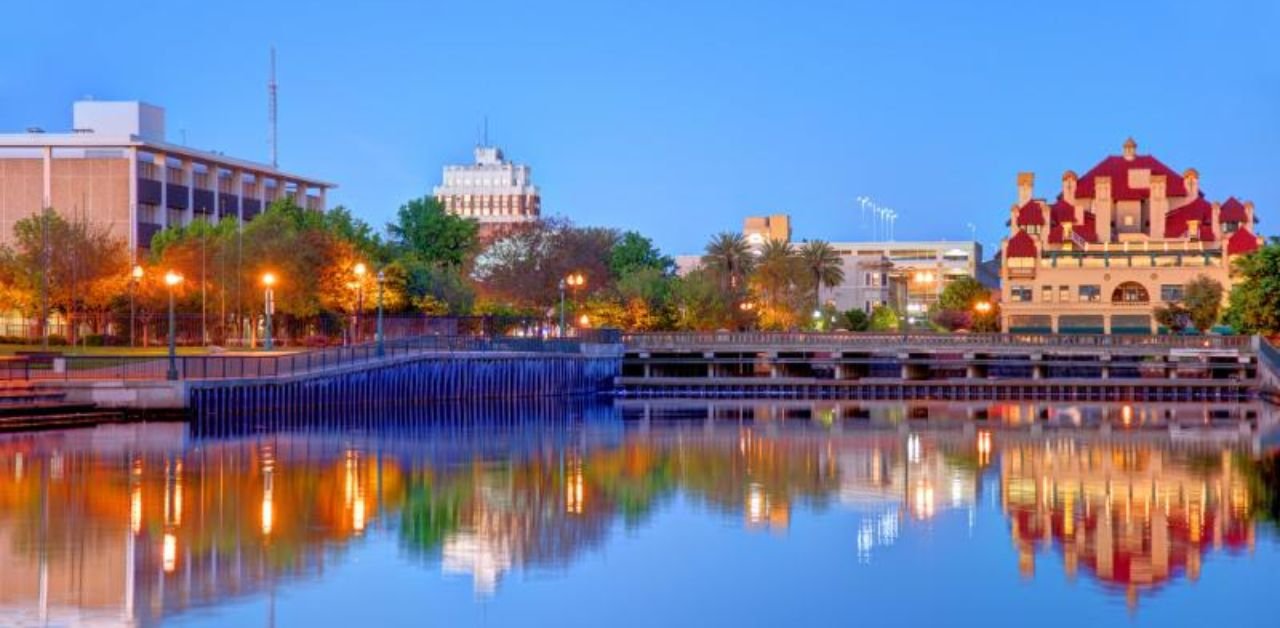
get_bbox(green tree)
[702,232,755,293]
[671,268,733,330]
[1154,302,1190,334]
[1183,274,1225,333]
[387,197,478,268]
[841,309,869,332]
[938,276,990,311]
[752,239,804,330]
[869,304,901,331]
[1224,240,1280,335]
[797,240,845,312]
[609,231,674,278]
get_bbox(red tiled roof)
[1047,209,1099,245]
[1015,200,1045,226]
[1050,198,1076,223]
[1165,196,1215,241]
[1007,230,1038,258]
[1074,155,1188,200]
[1220,197,1248,222]
[1226,227,1261,256]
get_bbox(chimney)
[1017,172,1035,206]
[1245,200,1255,226]
[1123,137,1137,161]
[1150,174,1167,200]
[1061,171,1077,202]
[1095,176,1112,200]
[1183,168,1200,198]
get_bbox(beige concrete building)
[0,100,334,254]
[1000,139,1262,333]
[433,145,540,232]
[743,214,791,250]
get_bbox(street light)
[353,263,367,342]
[164,271,183,381]
[129,265,143,347]
[559,272,586,337]
[262,272,277,351]
[973,301,992,314]
[375,270,386,357]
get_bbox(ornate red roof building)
[1000,139,1263,334]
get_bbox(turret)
[1017,172,1034,206]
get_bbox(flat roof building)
[822,240,982,319]
[999,138,1262,334]
[0,100,334,253]
[433,145,540,233]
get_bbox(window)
[1079,285,1101,302]
[1223,221,1240,234]
[1008,257,1035,269]
[1058,285,1071,302]
[1011,286,1034,302]
[1161,284,1184,302]
[1041,285,1054,303]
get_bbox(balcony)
[165,184,189,209]
[193,188,215,214]
[137,222,162,248]
[138,178,162,205]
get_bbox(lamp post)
[375,270,385,357]
[164,271,182,381]
[353,262,367,343]
[559,272,585,337]
[262,272,276,351]
[129,265,143,347]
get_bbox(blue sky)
[3,0,1277,257]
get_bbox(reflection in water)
[0,399,1277,624]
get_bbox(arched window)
[1110,282,1149,304]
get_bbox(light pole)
[129,265,143,347]
[262,272,276,351]
[353,262,367,343]
[164,271,182,381]
[375,270,385,357]
[559,272,585,337]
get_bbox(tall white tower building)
[433,146,540,228]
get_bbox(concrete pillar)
[156,153,168,227]
[769,352,780,379]
[318,186,327,211]
[1032,354,1044,380]
[210,164,220,223]
[127,147,139,255]
[705,352,715,378]
[1050,314,1059,334]
[235,169,247,225]
[182,158,195,226]
[1103,315,1112,335]
[41,145,52,208]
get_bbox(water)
[2,399,1278,627]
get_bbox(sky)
[2,0,1277,258]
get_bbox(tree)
[869,305,901,331]
[1182,275,1225,333]
[609,231,674,278]
[933,276,995,332]
[797,240,844,312]
[1154,302,1191,334]
[0,208,129,341]
[1225,239,1280,335]
[671,268,733,331]
[840,309,870,331]
[387,197,478,268]
[752,239,804,330]
[702,232,755,293]
[473,219,617,310]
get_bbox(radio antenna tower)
[268,46,278,169]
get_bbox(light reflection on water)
[0,399,1278,626]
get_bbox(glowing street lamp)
[559,272,586,337]
[973,301,992,314]
[129,265,143,347]
[164,271,183,380]
[353,262,367,343]
[262,272,277,350]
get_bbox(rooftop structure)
[433,145,540,230]
[0,100,334,252]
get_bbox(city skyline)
[2,1,1276,256]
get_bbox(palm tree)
[702,232,755,292]
[798,240,845,312]
[754,239,797,304]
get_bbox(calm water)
[2,399,1279,627]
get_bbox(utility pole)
[268,46,278,169]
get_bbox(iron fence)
[623,331,1253,351]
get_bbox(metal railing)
[623,331,1254,351]
[1,332,620,382]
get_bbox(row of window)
[1009,283,1186,304]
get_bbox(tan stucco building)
[0,100,334,255]
[999,139,1262,334]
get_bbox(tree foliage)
[869,305,901,331]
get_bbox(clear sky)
[3,0,1277,258]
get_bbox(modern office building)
[822,240,982,319]
[999,138,1262,333]
[433,145,540,233]
[0,100,334,254]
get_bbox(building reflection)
[0,403,1275,621]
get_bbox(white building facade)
[433,146,540,227]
